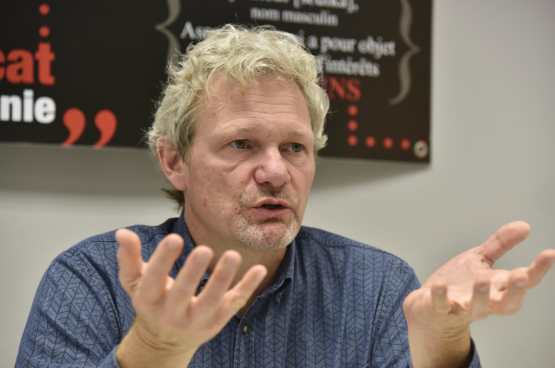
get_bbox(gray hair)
[147,24,329,208]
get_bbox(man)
[16,25,555,368]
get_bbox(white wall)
[2,1,555,367]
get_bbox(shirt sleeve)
[370,259,482,368]
[369,258,420,367]
[15,250,123,368]
[467,339,481,368]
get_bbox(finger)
[527,249,555,288]
[116,229,144,294]
[470,279,490,320]
[166,245,213,314]
[196,250,242,312]
[216,265,267,321]
[139,234,184,301]
[431,283,450,315]
[497,268,528,315]
[473,221,531,266]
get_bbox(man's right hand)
[114,229,268,368]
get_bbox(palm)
[404,221,555,329]
[115,229,267,366]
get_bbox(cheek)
[190,158,250,212]
[299,163,315,192]
[294,164,315,211]
[189,167,223,210]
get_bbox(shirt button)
[242,324,249,335]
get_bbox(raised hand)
[114,229,267,368]
[403,221,555,368]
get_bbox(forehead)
[199,76,312,132]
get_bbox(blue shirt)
[16,214,481,367]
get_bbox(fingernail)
[254,272,265,283]
[167,240,179,251]
[434,288,445,295]
[195,253,210,265]
[516,281,527,288]
[479,285,489,293]
[224,256,238,269]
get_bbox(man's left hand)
[403,221,555,368]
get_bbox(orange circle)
[347,120,358,132]
[383,137,393,149]
[347,135,358,147]
[39,4,50,15]
[347,105,358,117]
[365,136,375,148]
[401,138,410,150]
[39,26,50,37]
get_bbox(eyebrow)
[289,129,312,138]
[221,125,312,138]
[221,125,255,135]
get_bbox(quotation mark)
[37,4,117,148]
[62,108,117,148]
[61,108,85,146]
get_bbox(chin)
[236,217,299,250]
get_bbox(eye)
[290,143,303,153]
[230,140,247,149]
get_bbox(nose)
[254,148,291,188]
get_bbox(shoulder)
[293,226,420,328]
[294,226,419,290]
[35,217,180,324]
[52,217,179,278]
[296,225,411,268]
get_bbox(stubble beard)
[235,190,301,250]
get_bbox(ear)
[157,136,188,191]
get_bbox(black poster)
[0,0,432,162]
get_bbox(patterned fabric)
[16,213,481,367]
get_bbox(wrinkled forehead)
[201,74,309,119]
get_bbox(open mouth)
[261,203,284,210]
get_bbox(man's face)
[182,76,315,250]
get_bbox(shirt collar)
[170,210,196,277]
[270,236,295,294]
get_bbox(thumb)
[474,221,531,266]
